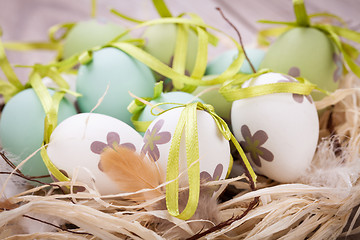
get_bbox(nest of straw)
[1,73,360,240]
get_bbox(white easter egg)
[142,107,230,186]
[47,113,144,195]
[231,72,319,183]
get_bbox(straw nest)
[0,73,359,240]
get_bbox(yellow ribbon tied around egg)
[219,69,325,102]
[257,0,360,79]
[151,102,256,220]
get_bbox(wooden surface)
[0,0,360,239]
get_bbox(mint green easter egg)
[76,47,156,126]
[260,27,342,100]
[63,19,128,59]
[142,23,198,81]
[137,91,204,133]
[0,88,77,182]
[206,48,265,75]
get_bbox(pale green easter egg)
[142,23,198,81]
[260,27,342,100]
[0,88,77,182]
[63,19,129,59]
[206,48,266,75]
[76,47,156,126]
[191,81,232,122]
[137,91,204,134]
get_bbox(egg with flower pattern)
[47,113,144,195]
[231,72,319,183]
[142,106,230,186]
[260,27,342,100]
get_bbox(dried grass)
[1,73,360,239]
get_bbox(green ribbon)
[0,27,25,102]
[219,69,324,102]
[127,82,164,133]
[27,65,72,182]
[110,10,229,92]
[258,0,360,79]
[153,102,256,220]
[152,0,172,18]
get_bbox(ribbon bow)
[258,0,360,79]
[156,102,256,220]
[127,81,164,133]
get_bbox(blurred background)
[0,0,359,81]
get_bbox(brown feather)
[100,146,164,201]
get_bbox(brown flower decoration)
[239,125,274,168]
[90,132,136,171]
[200,164,223,183]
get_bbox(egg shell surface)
[76,47,156,126]
[142,23,198,81]
[231,72,319,183]
[46,113,144,195]
[63,19,129,59]
[260,27,341,100]
[142,107,230,186]
[0,88,77,181]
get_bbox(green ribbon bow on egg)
[151,102,256,220]
[219,69,324,101]
[127,81,164,133]
[257,0,360,79]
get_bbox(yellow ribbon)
[109,10,227,92]
[258,0,360,79]
[28,66,71,182]
[127,82,164,132]
[219,69,324,102]
[0,28,25,102]
[153,102,256,220]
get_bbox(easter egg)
[142,23,198,82]
[76,47,156,126]
[46,113,144,195]
[205,48,265,75]
[231,72,319,183]
[260,27,342,100]
[142,107,230,186]
[0,88,77,181]
[43,73,77,103]
[63,19,129,59]
[137,91,204,126]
